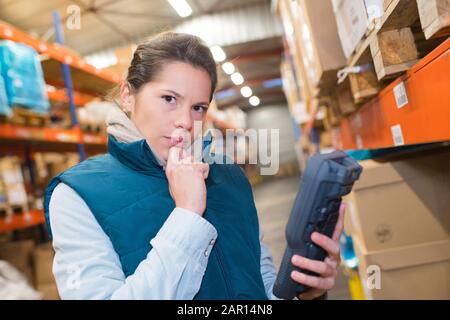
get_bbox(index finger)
[167,146,182,166]
[332,202,346,242]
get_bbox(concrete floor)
[253,175,351,300]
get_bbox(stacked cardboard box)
[284,0,346,98]
[344,150,450,299]
[417,0,450,39]
[34,152,80,187]
[0,240,59,299]
[33,243,59,300]
[332,0,384,59]
[0,157,29,217]
[105,45,135,78]
[0,239,35,284]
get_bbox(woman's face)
[120,61,212,162]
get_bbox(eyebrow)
[163,89,183,98]
[162,89,209,106]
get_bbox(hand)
[290,203,346,300]
[165,136,209,216]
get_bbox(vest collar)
[107,133,214,177]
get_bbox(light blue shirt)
[49,183,280,300]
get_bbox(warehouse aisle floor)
[253,175,351,300]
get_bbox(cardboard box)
[0,157,28,207]
[34,152,80,187]
[291,0,346,91]
[353,235,450,299]
[384,0,394,11]
[332,0,370,58]
[33,243,55,286]
[320,131,333,148]
[336,79,357,115]
[105,45,135,78]
[36,283,60,300]
[417,0,450,39]
[0,239,35,284]
[344,150,450,251]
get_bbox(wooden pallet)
[0,106,51,127]
[0,202,29,223]
[80,122,106,134]
[327,0,450,120]
[351,0,449,79]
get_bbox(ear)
[119,82,135,115]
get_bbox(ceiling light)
[214,88,236,100]
[230,72,244,85]
[249,96,260,106]
[221,62,235,75]
[240,86,252,98]
[167,0,192,18]
[210,45,226,62]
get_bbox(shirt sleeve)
[49,182,218,300]
[259,229,282,300]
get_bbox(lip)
[163,136,181,147]
[163,136,172,143]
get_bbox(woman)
[44,32,344,300]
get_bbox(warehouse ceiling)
[0,0,286,109]
[215,36,285,110]
[0,0,269,54]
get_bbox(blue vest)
[44,135,268,300]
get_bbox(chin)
[159,147,169,163]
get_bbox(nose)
[173,105,193,131]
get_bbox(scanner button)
[318,207,328,221]
[327,200,341,213]
[303,223,315,241]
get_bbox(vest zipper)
[214,245,234,299]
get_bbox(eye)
[193,105,208,113]
[162,95,176,104]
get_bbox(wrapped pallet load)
[0,40,49,114]
[0,62,10,116]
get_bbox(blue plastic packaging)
[0,40,49,113]
[0,63,10,116]
[339,232,359,270]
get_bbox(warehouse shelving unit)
[0,20,121,89]
[275,0,450,300]
[46,87,94,106]
[0,209,45,233]
[332,37,450,150]
[0,123,107,146]
[0,19,118,233]
[0,19,238,233]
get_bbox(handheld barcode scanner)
[272,151,362,299]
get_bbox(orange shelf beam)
[0,20,121,84]
[47,87,95,106]
[0,123,107,146]
[332,38,450,150]
[0,210,45,233]
[82,132,108,145]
